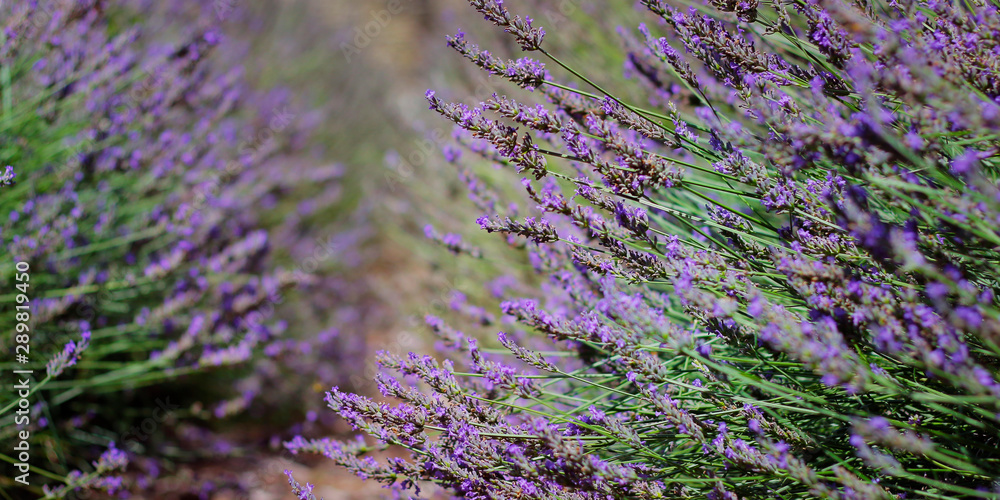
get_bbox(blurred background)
[121,0,511,497]
[191,1,499,496]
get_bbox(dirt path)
[206,1,469,498]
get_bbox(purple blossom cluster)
[300,0,1000,498]
[1,1,363,496]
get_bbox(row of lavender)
[0,1,367,497]
[293,0,1000,498]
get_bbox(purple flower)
[46,330,91,378]
[1,165,14,186]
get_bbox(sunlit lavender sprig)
[299,0,1000,498]
[467,0,546,51]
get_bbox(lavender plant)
[0,1,354,497]
[294,0,1000,498]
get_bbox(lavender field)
[2,0,1000,498]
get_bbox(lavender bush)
[0,1,357,497]
[292,0,1000,498]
